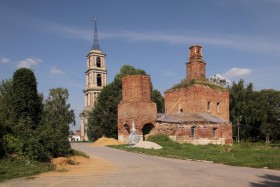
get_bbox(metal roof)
[91,18,102,51]
[156,113,227,124]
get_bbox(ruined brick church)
[118,45,233,145]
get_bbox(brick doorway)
[142,123,154,141]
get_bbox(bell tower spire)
[91,18,102,51]
[80,18,107,141]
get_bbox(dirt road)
[1,143,279,186]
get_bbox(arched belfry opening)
[96,57,101,67]
[97,74,102,86]
[142,123,155,141]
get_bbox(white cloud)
[223,67,252,78]
[50,66,64,75]
[0,58,11,64]
[17,57,41,68]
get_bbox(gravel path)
[1,143,280,187]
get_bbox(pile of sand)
[51,156,88,172]
[92,137,121,146]
[42,155,114,177]
[133,141,162,149]
[51,157,68,166]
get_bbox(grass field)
[110,135,280,170]
[0,157,54,182]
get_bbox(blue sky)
[1,0,280,131]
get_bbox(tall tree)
[255,89,280,143]
[230,80,259,141]
[152,89,164,113]
[0,121,6,158]
[12,68,42,131]
[41,88,75,157]
[88,65,164,140]
[0,79,13,158]
[5,68,49,161]
[230,79,280,143]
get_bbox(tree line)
[230,79,280,143]
[0,68,75,160]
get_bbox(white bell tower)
[80,19,107,141]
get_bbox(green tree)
[152,89,164,113]
[3,68,49,161]
[88,65,163,140]
[0,79,13,157]
[0,79,13,125]
[0,121,6,158]
[41,88,75,157]
[255,89,280,143]
[12,68,42,131]
[230,80,259,141]
[230,79,280,143]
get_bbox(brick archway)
[142,123,155,141]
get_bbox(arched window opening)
[180,108,183,113]
[97,74,102,86]
[96,57,101,67]
[212,128,217,138]
[217,102,220,112]
[123,124,130,135]
[191,126,196,138]
[207,101,211,111]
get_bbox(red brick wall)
[118,102,157,134]
[122,75,151,102]
[164,84,229,121]
[186,45,206,80]
[186,61,206,80]
[153,122,233,145]
[118,75,157,143]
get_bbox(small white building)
[70,135,81,141]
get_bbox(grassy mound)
[168,79,225,91]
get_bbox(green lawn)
[0,157,54,182]
[110,135,280,170]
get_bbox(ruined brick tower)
[118,75,157,143]
[165,45,229,121]
[186,45,206,80]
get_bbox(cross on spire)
[91,18,102,51]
